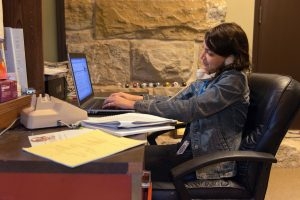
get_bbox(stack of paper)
[44,61,69,75]
[81,113,176,137]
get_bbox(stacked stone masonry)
[65,0,227,89]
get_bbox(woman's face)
[200,42,226,74]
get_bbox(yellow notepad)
[23,129,146,168]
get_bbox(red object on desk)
[0,79,18,102]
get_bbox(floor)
[266,130,300,200]
[266,167,300,200]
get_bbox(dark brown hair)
[205,22,250,72]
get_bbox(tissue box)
[0,79,18,103]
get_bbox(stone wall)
[65,0,227,87]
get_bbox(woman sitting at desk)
[102,22,251,182]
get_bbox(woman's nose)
[200,51,205,60]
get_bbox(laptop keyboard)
[91,99,104,109]
[83,99,105,110]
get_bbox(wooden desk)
[0,126,145,200]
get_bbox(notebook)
[68,52,135,115]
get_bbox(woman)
[103,22,250,182]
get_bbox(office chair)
[147,73,300,200]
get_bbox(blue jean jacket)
[134,69,250,180]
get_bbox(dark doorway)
[252,0,300,129]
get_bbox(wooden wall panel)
[2,0,44,94]
[56,0,67,61]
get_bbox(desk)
[0,126,145,200]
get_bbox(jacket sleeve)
[134,70,249,122]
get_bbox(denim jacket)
[134,69,250,180]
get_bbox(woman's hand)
[112,92,143,101]
[102,92,143,109]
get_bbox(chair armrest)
[170,151,276,200]
[147,122,187,145]
[171,151,276,180]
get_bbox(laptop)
[68,52,135,115]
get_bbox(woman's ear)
[225,55,234,66]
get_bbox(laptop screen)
[68,53,94,104]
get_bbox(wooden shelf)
[0,96,31,129]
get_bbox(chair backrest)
[238,73,300,196]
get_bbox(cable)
[0,117,20,136]
[57,120,81,129]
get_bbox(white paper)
[81,113,176,129]
[44,66,68,75]
[28,128,92,146]
[82,124,175,137]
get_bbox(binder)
[4,27,28,95]
[81,113,176,137]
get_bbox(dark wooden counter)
[0,126,145,200]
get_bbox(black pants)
[144,143,194,182]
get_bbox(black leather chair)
[147,73,300,200]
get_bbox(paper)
[23,129,146,168]
[28,128,90,146]
[44,61,69,75]
[44,66,68,75]
[80,113,176,137]
[81,113,176,128]
[83,124,175,137]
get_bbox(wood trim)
[56,0,67,61]
[252,0,261,72]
